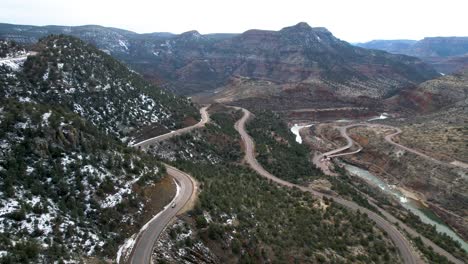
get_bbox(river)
[290,124,313,144]
[344,163,468,252]
[368,113,389,121]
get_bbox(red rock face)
[386,68,468,114]
[129,23,439,103]
[0,22,441,105]
[389,90,435,113]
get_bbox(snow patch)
[42,111,52,126]
[0,199,19,216]
[116,233,137,263]
[118,40,129,51]
[0,56,27,71]
[18,96,31,103]
[26,166,35,174]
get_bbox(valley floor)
[131,104,467,264]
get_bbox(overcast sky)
[1,0,467,42]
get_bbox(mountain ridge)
[0,22,439,107]
[357,37,468,74]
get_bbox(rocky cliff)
[0,22,439,108]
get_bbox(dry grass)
[399,124,467,162]
[139,175,177,224]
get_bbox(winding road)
[233,108,422,264]
[125,105,463,264]
[132,106,210,149]
[128,165,196,264]
[320,122,465,170]
[313,122,465,263]
[124,107,209,263]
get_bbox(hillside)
[0,37,199,262]
[0,22,439,109]
[387,68,468,162]
[0,35,199,143]
[0,99,169,262]
[388,68,468,113]
[357,37,468,74]
[357,37,468,58]
[0,40,26,58]
[199,23,437,106]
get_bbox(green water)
[343,163,468,252]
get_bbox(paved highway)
[128,165,195,264]
[125,107,208,263]
[133,106,210,149]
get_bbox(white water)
[368,113,389,121]
[344,163,468,252]
[290,124,313,144]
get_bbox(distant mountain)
[357,37,468,74]
[357,37,468,57]
[413,37,468,57]
[0,23,137,54]
[355,39,417,54]
[193,23,438,107]
[0,23,235,56]
[0,22,438,108]
[124,21,438,108]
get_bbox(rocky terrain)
[357,37,468,74]
[0,22,439,110]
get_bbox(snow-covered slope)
[0,37,198,262]
[1,36,199,143]
[0,100,165,261]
